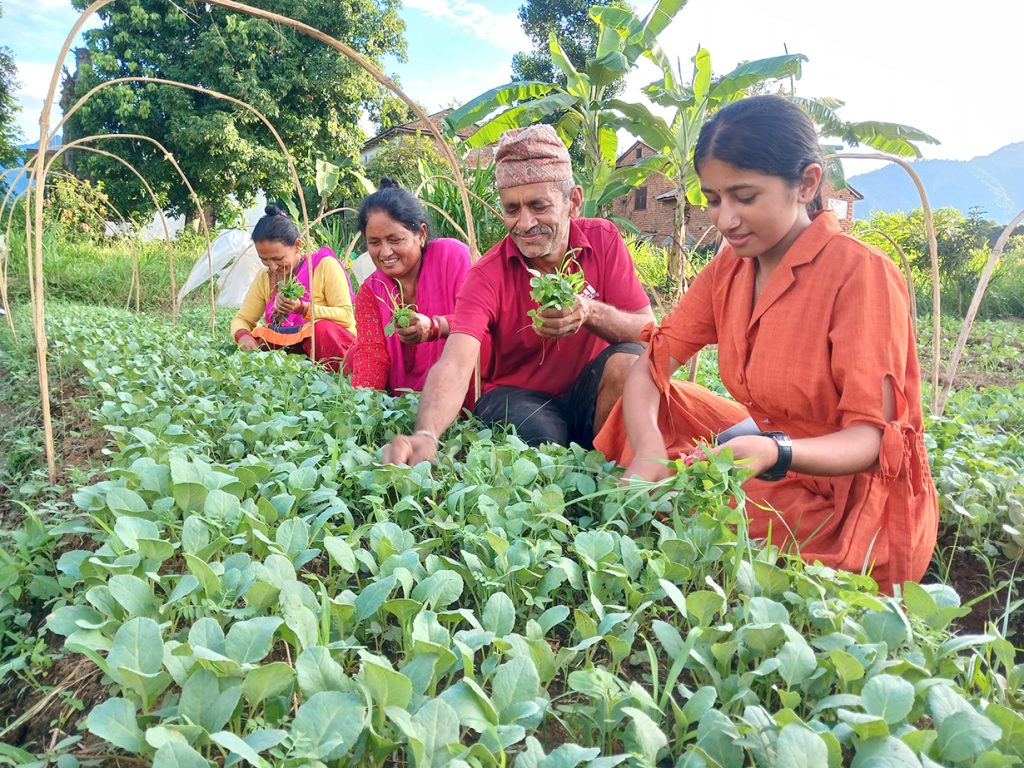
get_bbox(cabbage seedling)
[527,251,586,328]
[373,279,418,336]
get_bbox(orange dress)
[595,213,938,592]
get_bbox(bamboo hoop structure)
[44,153,172,313]
[828,152,941,414]
[420,201,470,243]
[0,165,31,332]
[56,75,311,325]
[859,227,919,331]
[29,0,480,477]
[311,206,358,227]
[415,174,504,221]
[47,133,213,325]
[937,208,1024,414]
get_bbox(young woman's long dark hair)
[694,95,824,189]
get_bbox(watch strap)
[757,431,792,481]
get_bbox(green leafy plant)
[372,279,417,336]
[527,251,585,328]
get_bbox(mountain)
[0,137,63,196]
[848,143,1024,223]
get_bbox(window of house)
[635,147,642,160]
[827,198,849,219]
[635,186,647,210]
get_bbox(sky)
[4,0,1022,175]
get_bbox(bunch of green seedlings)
[374,279,418,336]
[527,251,586,329]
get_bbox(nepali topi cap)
[494,124,573,189]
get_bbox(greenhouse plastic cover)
[177,229,262,308]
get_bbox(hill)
[848,142,1024,223]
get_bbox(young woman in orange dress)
[231,206,357,371]
[595,95,938,593]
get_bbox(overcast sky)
[5,0,1021,172]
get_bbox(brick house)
[611,140,863,248]
[360,108,495,169]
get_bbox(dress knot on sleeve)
[642,322,675,394]
[879,421,925,496]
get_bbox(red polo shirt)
[451,217,650,397]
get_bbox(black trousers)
[473,342,643,448]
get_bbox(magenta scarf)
[263,246,352,328]
[367,238,471,392]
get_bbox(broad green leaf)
[315,158,340,198]
[153,741,211,768]
[775,725,829,768]
[937,710,1002,762]
[548,33,587,97]
[355,575,396,621]
[296,647,350,696]
[189,617,226,655]
[709,54,808,102]
[114,516,159,550]
[411,570,464,609]
[482,592,516,636]
[362,656,413,710]
[292,691,365,761]
[776,635,816,687]
[444,81,558,131]
[225,617,283,664]
[86,697,143,753]
[861,674,915,725]
[491,656,540,722]
[849,736,920,767]
[623,706,667,766]
[323,536,357,573]
[467,93,579,148]
[107,574,157,617]
[210,730,267,768]
[414,698,462,767]
[652,620,684,659]
[691,47,712,103]
[179,669,242,733]
[243,662,294,706]
[108,617,164,678]
[184,553,220,599]
[106,487,148,516]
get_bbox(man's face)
[499,181,583,270]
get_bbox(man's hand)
[534,296,590,340]
[396,312,432,346]
[382,432,438,466]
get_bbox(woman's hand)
[274,294,304,317]
[622,437,672,484]
[694,434,778,477]
[237,334,260,352]
[397,312,433,346]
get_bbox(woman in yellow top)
[231,205,357,371]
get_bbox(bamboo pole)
[414,174,504,220]
[828,152,941,415]
[937,208,1024,414]
[0,166,30,333]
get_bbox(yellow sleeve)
[230,271,271,339]
[310,257,356,333]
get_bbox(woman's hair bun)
[264,204,288,217]
[378,177,400,190]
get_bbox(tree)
[512,0,633,87]
[61,0,406,226]
[448,0,687,223]
[364,133,446,189]
[0,0,22,177]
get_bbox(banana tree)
[444,0,686,224]
[611,49,808,284]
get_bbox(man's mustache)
[513,225,553,237]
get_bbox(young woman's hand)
[623,436,672,484]
[697,434,778,477]
[397,312,433,345]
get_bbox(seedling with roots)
[373,278,418,336]
[272,274,306,325]
[527,249,586,329]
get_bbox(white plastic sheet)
[176,229,262,308]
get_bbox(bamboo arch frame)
[55,75,318,322]
[828,152,941,414]
[0,165,31,331]
[937,208,1024,414]
[51,151,169,311]
[48,133,213,324]
[858,227,919,330]
[29,0,480,478]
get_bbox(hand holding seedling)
[237,334,260,352]
[396,312,433,345]
[273,275,306,321]
[533,297,590,339]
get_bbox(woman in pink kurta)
[597,96,938,592]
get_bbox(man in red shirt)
[384,124,654,464]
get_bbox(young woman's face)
[698,157,819,265]
[255,239,302,279]
[364,211,426,281]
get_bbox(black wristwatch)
[757,431,793,481]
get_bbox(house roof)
[615,139,656,166]
[362,108,476,150]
